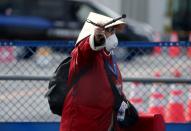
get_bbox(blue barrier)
[0,122,191,131]
[166,123,191,131]
[0,40,190,47]
[0,122,59,131]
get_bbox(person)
[60,12,127,131]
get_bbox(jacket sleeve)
[75,35,105,69]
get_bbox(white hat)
[76,12,125,44]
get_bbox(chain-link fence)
[0,41,191,123]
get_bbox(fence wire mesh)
[0,42,191,123]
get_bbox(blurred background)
[102,0,191,39]
[0,0,190,60]
[0,0,191,131]
[1,0,191,40]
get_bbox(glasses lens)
[105,27,115,33]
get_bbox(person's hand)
[94,27,106,44]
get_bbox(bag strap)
[104,57,124,103]
[104,57,124,131]
[67,43,89,90]
[68,68,88,90]
[104,56,132,109]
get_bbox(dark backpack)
[45,56,86,116]
[45,56,72,116]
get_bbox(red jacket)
[60,36,125,131]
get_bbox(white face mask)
[105,34,118,52]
